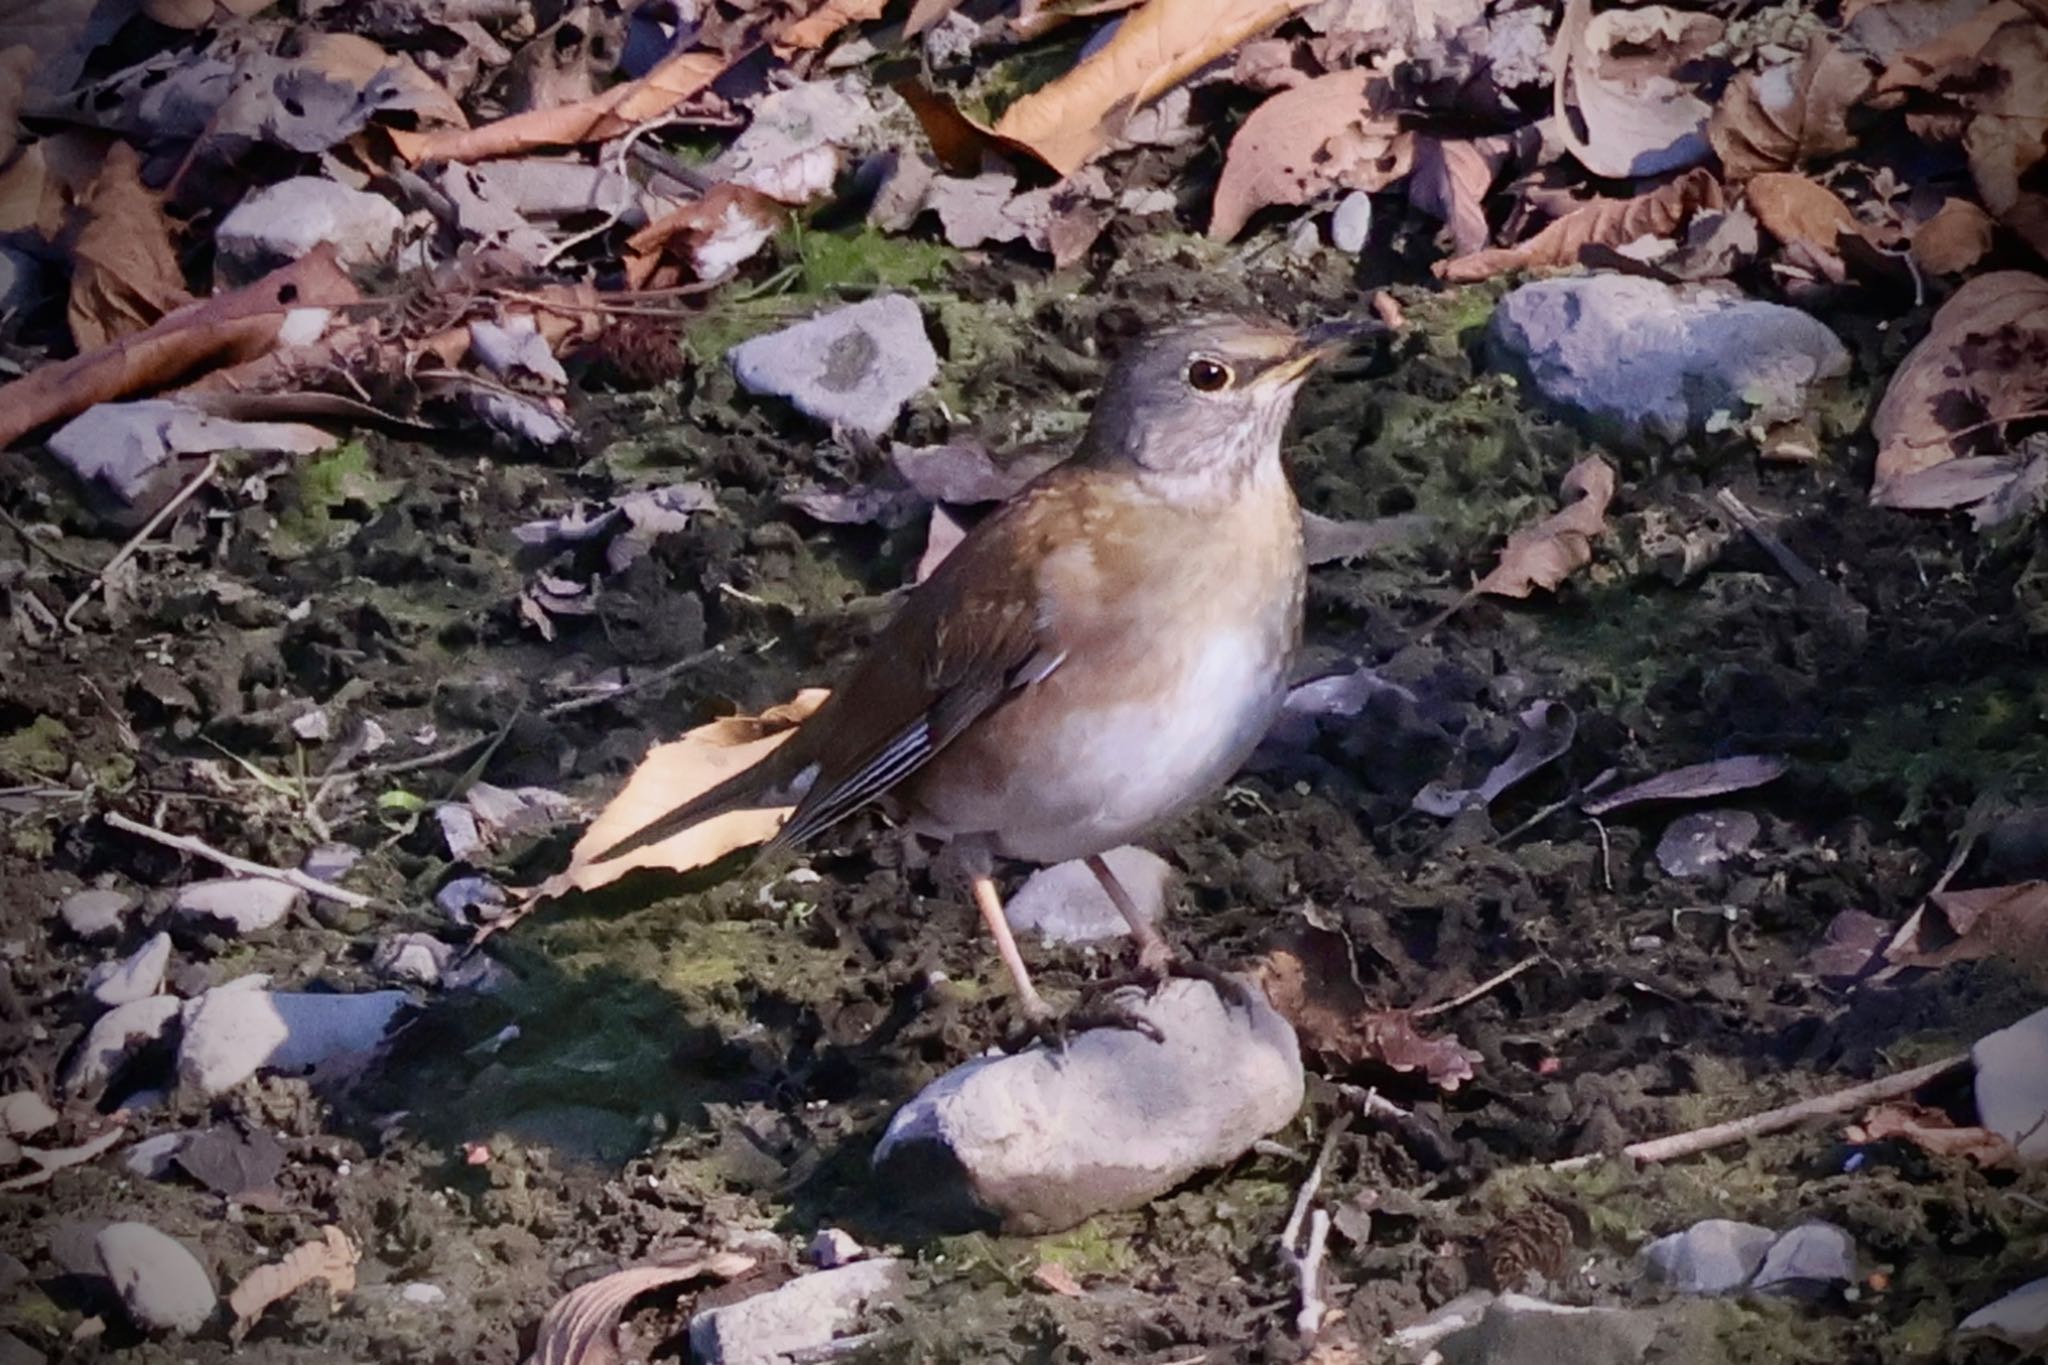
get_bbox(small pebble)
[0,1092,58,1139]
[1331,190,1374,254]
[1750,1222,1856,1294]
[63,996,181,1098]
[59,889,137,940]
[401,1282,447,1306]
[87,932,172,1008]
[1642,1218,1775,1294]
[808,1227,865,1269]
[172,878,302,936]
[300,843,361,883]
[95,1221,217,1335]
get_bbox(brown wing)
[766,471,1089,850]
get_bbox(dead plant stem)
[102,810,374,910]
[62,454,221,630]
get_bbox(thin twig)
[1548,1052,1969,1172]
[0,503,97,574]
[0,1124,127,1191]
[1415,956,1542,1020]
[102,811,374,910]
[1280,1112,1353,1339]
[62,454,221,629]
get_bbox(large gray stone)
[688,1259,906,1365]
[1973,1006,2048,1164]
[172,877,303,935]
[95,1221,216,1335]
[1488,276,1848,445]
[177,984,410,1096]
[1434,1293,1661,1365]
[63,995,182,1097]
[873,977,1303,1232]
[1642,1218,1775,1294]
[216,177,402,280]
[729,295,938,437]
[1750,1221,1856,1294]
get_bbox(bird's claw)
[1003,994,1166,1052]
[1084,952,1251,1011]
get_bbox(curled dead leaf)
[1436,168,1722,283]
[1473,454,1615,599]
[994,0,1315,175]
[1911,198,1997,275]
[1409,136,1509,259]
[1554,0,1720,179]
[527,1253,756,1365]
[1871,271,2048,495]
[66,141,192,350]
[1708,39,1873,181]
[1745,171,1870,262]
[227,1225,358,1340]
[1962,18,2048,261]
[1846,1099,2019,1167]
[533,691,829,901]
[1209,68,1412,242]
[1253,932,1481,1090]
[775,0,888,53]
[1883,881,2048,971]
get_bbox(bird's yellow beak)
[1252,320,1376,389]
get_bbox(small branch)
[0,1124,127,1191]
[62,454,221,630]
[1549,1052,1970,1172]
[1280,1112,1353,1339]
[102,811,373,909]
[1415,955,1542,1020]
[0,503,97,574]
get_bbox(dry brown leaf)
[1473,454,1615,599]
[299,32,468,132]
[142,0,272,27]
[1208,68,1412,242]
[893,79,1045,176]
[1013,0,1143,40]
[994,0,1315,176]
[623,184,785,288]
[1745,170,1866,255]
[1846,1100,2020,1166]
[1030,1261,1086,1297]
[1871,0,2027,97]
[0,47,35,163]
[532,691,828,900]
[1871,271,2048,494]
[0,247,359,449]
[1254,940,1481,1090]
[0,129,108,238]
[1709,39,1873,181]
[1436,168,1722,283]
[1884,881,2048,971]
[905,0,967,36]
[391,46,729,164]
[1409,136,1501,258]
[1554,0,1720,179]
[527,1253,755,1365]
[776,0,887,52]
[1963,18,2048,260]
[227,1225,358,1340]
[66,142,191,351]
[1912,197,1997,275]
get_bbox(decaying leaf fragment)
[1208,68,1411,242]
[1554,0,1720,179]
[66,142,191,350]
[1253,929,1481,1090]
[1871,271,2048,496]
[527,1253,756,1365]
[227,1225,358,1340]
[624,183,785,287]
[1581,754,1788,816]
[1436,168,1721,283]
[1845,1100,2018,1167]
[1473,454,1615,599]
[1884,881,2048,972]
[1708,39,1872,181]
[535,691,829,900]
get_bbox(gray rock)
[1642,1218,1776,1294]
[300,842,361,883]
[1331,190,1374,254]
[1750,1221,1856,1294]
[730,295,938,437]
[1005,845,1171,945]
[86,932,173,1008]
[0,1326,45,1365]
[0,245,47,316]
[0,1092,58,1139]
[177,985,410,1096]
[1957,1276,2048,1351]
[172,878,303,935]
[1435,1293,1661,1365]
[807,1227,864,1269]
[1654,810,1760,879]
[1973,1005,2048,1163]
[873,977,1303,1232]
[48,401,332,505]
[436,874,507,924]
[688,1259,906,1365]
[1488,276,1848,445]
[63,995,182,1097]
[59,888,137,940]
[94,1221,216,1335]
[124,1132,193,1180]
[215,177,402,281]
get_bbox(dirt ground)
[4,217,2048,1363]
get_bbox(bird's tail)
[586,742,816,866]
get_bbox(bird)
[593,315,1350,1036]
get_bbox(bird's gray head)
[1080,317,1345,500]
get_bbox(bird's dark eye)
[1186,358,1233,393]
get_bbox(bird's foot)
[1086,949,1251,1011]
[1003,991,1165,1052]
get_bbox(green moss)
[1034,1218,1142,1276]
[0,715,71,778]
[1836,671,2048,824]
[271,441,401,560]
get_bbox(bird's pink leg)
[970,875,1053,1022]
[1085,854,1174,975]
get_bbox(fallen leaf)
[1884,881,2048,970]
[1473,454,1615,599]
[624,183,785,287]
[994,0,1316,176]
[1845,1099,2019,1166]
[1554,0,1720,178]
[1030,1261,1087,1296]
[144,0,273,28]
[1911,197,1997,275]
[226,1226,359,1341]
[1581,754,1789,815]
[1409,136,1504,258]
[1208,68,1411,242]
[1963,18,2048,260]
[0,47,35,162]
[391,46,729,164]
[1745,171,1870,263]
[527,1254,756,1365]
[0,247,359,450]
[1708,39,1873,181]
[1436,168,1722,283]
[65,141,191,350]
[1254,933,1481,1090]
[172,1122,286,1203]
[1872,447,2048,529]
[1870,0,2028,98]
[1807,908,1893,980]
[1413,699,1577,817]
[776,0,887,52]
[1870,271,2048,494]
[532,691,829,900]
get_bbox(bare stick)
[1549,1052,1969,1172]
[62,454,221,629]
[102,811,373,910]
[1415,955,1542,1020]
[1280,1112,1353,1338]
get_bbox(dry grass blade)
[0,247,359,449]
[1474,454,1615,599]
[527,1253,755,1365]
[227,1226,359,1340]
[1436,168,1721,283]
